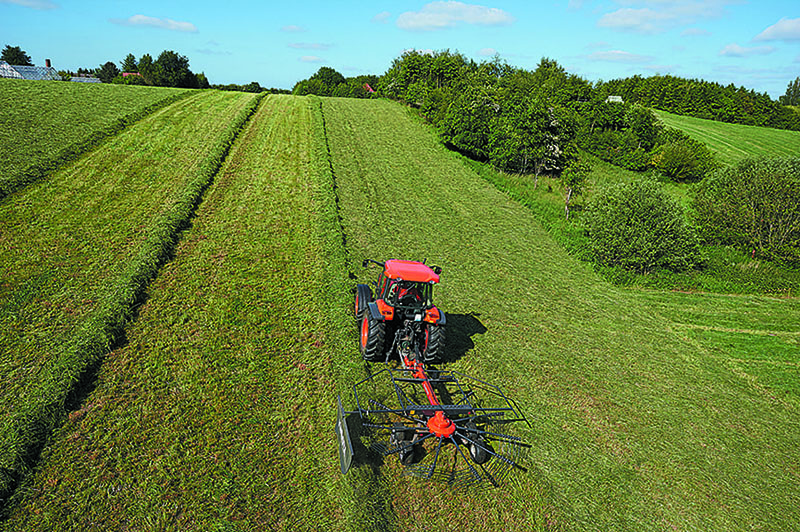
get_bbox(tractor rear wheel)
[354,284,372,325]
[359,313,385,362]
[422,324,445,363]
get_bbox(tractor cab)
[355,259,445,362]
[376,260,439,314]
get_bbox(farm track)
[1,95,358,530]
[323,97,800,531]
[0,90,259,508]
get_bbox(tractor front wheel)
[359,314,385,362]
[354,284,372,325]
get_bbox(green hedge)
[585,179,703,273]
[694,157,800,265]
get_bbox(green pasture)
[2,95,356,530]
[323,97,800,531]
[0,90,798,531]
[0,89,258,503]
[653,109,800,165]
[0,79,189,198]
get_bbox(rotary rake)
[336,259,531,487]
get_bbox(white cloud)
[281,25,306,32]
[598,1,731,34]
[477,47,498,56]
[0,0,57,9]
[372,11,391,23]
[719,43,775,57]
[754,18,800,42]
[588,50,654,63]
[397,1,514,31]
[300,56,325,63]
[111,14,198,33]
[288,43,332,51]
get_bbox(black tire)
[469,440,491,465]
[422,324,445,363]
[354,284,372,325]
[359,313,385,362]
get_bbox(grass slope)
[1,95,357,530]
[0,90,258,502]
[323,97,800,531]
[0,79,190,199]
[653,109,800,165]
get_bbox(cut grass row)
[0,79,191,199]
[1,95,365,530]
[323,97,800,530]
[0,90,260,506]
[654,109,800,166]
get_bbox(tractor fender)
[367,301,393,322]
[424,307,446,326]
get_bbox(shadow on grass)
[440,312,487,364]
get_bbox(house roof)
[0,61,59,81]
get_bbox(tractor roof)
[384,260,439,283]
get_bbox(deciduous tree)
[1,45,32,65]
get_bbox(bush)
[694,157,800,265]
[650,129,718,181]
[585,179,703,273]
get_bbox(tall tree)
[96,61,120,83]
[120,53,138,73]
[153,50,198,88]
[138,54,154,85]
[780,77,800,106]
[1,45,32,66]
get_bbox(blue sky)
[2,0,798,97]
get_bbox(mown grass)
[0,90,258,504]
[323,97,800,531]
[0,95,366,530]
[653,109,800,165]
[0,79,190,199]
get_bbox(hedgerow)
[694,157,800,265]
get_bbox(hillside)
[1,89,799,531]
[653,109,800,165]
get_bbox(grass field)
[323,97,800,530]
[1,94,358,530]
[1,92,799,531]
[0,89,258,503]
[0,79,190,198]
[653,109,800,165]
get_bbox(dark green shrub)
[650,130,718,181]
[694,157,800,265]
[585,179,703,273]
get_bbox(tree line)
[595,74,800,131]
[294,51,800,272]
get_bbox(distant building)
[606,95,624,103]
[0,60,59,81]
[71,75,101,83]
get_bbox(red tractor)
[337,259,531,486]
[354,259,445,363]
